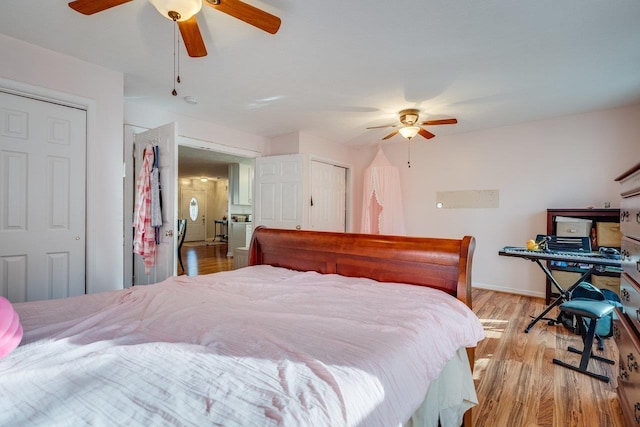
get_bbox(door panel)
[133,123,177,285]
[254,154,305,230]
[0,91,86,302]
[311,161,346,232]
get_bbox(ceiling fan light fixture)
[149,0,202,21]
[399,126,420,140]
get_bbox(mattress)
[1,265,485,426]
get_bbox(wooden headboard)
[248,226,476,309]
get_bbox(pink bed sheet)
[1,265,484,426]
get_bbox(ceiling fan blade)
[206,0,281,34]
[68,0,132,15]
[366,123,399,129]
[420,118,458,126]
[418,128,436,139]
[382,130,399,140]
[178,17,208,57]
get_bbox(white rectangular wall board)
[436,189,499,209]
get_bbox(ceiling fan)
[367,108,458,141]
[68,0,281,58]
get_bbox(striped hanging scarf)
[133,145,156,274]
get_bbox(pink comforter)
[1,266,484,426]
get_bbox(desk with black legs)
[498,247,621,333]
[214,219,228,242]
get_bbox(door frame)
[180,137,259,257]
[123,130,260,287]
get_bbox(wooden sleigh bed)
[249,227,479,425]
[1,227,483,427]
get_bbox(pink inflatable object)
[0,297,23,358]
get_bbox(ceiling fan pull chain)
[176,24,181,84]
[171,17,182,96]
[407,143,411,168]
[172,20,178,96]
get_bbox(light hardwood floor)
[174,248,625,426]
[177,242,233,276]
[472,289,625,427]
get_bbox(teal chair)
[552,299,615,382]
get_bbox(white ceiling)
[2,0,639,148]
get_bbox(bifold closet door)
[0,91,86,302]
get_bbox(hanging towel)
[133,145,156,274]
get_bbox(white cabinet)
[246,223,253,246]
[233,247,249,269]
[232,224,254,269]
[229,222,253,255]
[232,163,253,205]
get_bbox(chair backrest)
[177,219,187,248]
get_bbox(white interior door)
[180,188,206,241]
[254,154,305,230]
[133,123,177,285]
[311,160,346,232]
[0,91,86,302]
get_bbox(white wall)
[377,103,640,297]
[125,103,269,154]
[0,34,124,295]
[267,132,301,156]
[209,180,229,239]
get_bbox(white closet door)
[0,91,86,302]
[310,160,346,232]
[254,154,305,230]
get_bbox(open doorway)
[178,145,232,244]
[177,143,256,276]
[123,126,260,286]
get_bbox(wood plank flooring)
[177,242,234,276]
[173,248,626,426]
[472,289,625,427]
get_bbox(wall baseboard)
[473,282,545,299]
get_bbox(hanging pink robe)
[361,149,406,235]
[133,146,156,274]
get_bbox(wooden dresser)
[613,161,640,426]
